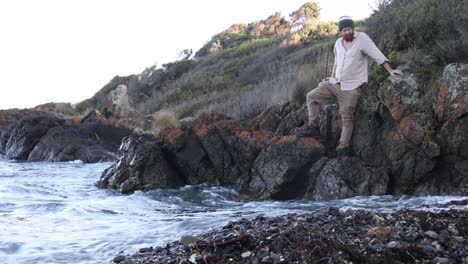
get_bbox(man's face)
[341,27,354,42]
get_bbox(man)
[295,16,402,157]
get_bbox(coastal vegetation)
[76,0,467,122]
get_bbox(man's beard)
[343,33,354,42]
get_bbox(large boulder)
[0,109,133,162]
[416,63,468,195]
[249,136,325,200]
[311,157,389,200]
[101,84,137,118]
[195,120,272,190]
[378,69,420,122]
[27,125,118,162]
[97,136,184,194]
[433,63,468,124]
[160,127,218,185]
[1,113,65,160]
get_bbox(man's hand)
[323,77,339,84]
[389,69,403,76]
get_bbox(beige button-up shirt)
[334,31,388,90]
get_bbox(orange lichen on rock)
[195,128,209,137]
[238,130,271,148]
[398,114,424,145]
[72,114,81,126]
[301,137,325,153]
[160,127,186,144]
[272,135,297,144]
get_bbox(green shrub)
[365,0,467,64]
[75,98,97,114]
[368,50,403,95]
[307,21,339,40]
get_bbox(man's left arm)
[360,33,403,76]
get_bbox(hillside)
[75,0,467,128]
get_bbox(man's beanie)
[338,16,354,31]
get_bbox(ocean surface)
[0,157,466,264]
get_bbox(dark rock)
[432,257,450,264]
[275,105,308,135]
[0,109,132,163]
[191,118,272,190]
[433,63,468,123]
[27,125,118,162]
[247,101,295,133]
[311,157,388,200]
[1,112,65,159]
[425,231,439,239]
[122,209,467,264]
[305,157,329,196]
[249,136,324,200]
[160,128,218,186]
[138,247,152,253]
[398,113,425,145]
[113,255,125,263]
[378,71,420,122]
[97,136,184,194]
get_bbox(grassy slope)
[78,0,467,120]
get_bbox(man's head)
[338,16,355,41]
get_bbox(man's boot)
[336,146,354,158]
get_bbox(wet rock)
[180,235,202,245]
[160,129,218,186]
[138,247,152,253]
[420,244,437,255]
[447,224,459,235]
[432,257,450,264]
[27,124,124,162]
[312,157,388,200]
[97,136,184,194]
[0,112,65,159]
[425,231,439,239]
[386,241,398,248]
[122,209,467,264]
[0,109,132,162]
[241,251,252,258]
[113,255,125,263]
[422,141,441,159]
[328,207,340,217]
[192,116,272,190]
[249,136,324,200]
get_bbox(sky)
[0,0,376,110]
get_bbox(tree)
[177,49,193,60]
[289,1,321,32]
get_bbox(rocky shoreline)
[98,62,468,200]
[0,109,133,163]
[115,203,467,264]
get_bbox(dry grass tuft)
[152,110,179,134]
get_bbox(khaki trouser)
[306,81,362,149]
